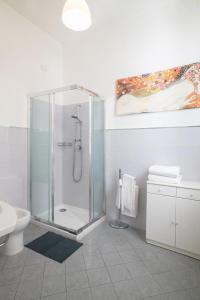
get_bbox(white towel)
[116,175,136,209]
[121,174,136,213]
[149,165,181,178]
[148,174,182,184]
[121,185,139,218]
[117,174,138,218]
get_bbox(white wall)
[0,1,64,210]
[0,0,63,128]
[63,0,200,129]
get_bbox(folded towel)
[149,165,181,178]
[148,174,182,184]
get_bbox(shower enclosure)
[29,85,104,235]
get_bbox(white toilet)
[4,207,31,256]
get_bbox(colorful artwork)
[116,62,200,115]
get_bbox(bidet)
[0,201,17,239]
[4,207,31,255]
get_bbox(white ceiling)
[6,0,194,47]
[3,0,123,44]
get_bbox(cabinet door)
[146,193,176,247]
[176,198,200,255]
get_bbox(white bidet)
[4,207,31,256]
[0,201,17,239]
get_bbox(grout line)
[142,286,200,299]
[13,249,29,300]
[40,258,46,299]
[64,257,68,300]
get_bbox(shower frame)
[28,84,105,235]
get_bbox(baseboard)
[146,239,200,261]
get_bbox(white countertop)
[147,180,200,190]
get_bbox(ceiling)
[5,0,191,46]
[3,0,123,44]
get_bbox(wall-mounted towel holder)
[109,169,129,229]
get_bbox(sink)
[0,201,17,238]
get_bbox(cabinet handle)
[190,194,194,198]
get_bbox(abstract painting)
[116,62,200,115]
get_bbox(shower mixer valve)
[76,145,82,151]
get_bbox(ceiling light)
[62,0,92,31]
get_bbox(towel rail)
[119,168,122,180]
[109,169,129,229]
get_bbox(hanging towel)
[148,174,182,184]
[121,185,139,218]
[149,165,181,178]
[121,174,138,218]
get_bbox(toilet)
[4,207,31,256]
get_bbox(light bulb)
[62,0,92,31]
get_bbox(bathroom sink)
[0,201,17,238]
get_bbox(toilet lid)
[0,201,17,238]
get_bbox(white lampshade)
[62,0,92,31]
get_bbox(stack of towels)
[148,165,182,184]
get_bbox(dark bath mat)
[25,231,83,263]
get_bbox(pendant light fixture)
[62,0,92,31]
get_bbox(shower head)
[71,114,82,123]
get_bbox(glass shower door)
[30,95,52,222]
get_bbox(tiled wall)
[0,126,27,208]
[54,102,90,210]
[105,126,200,230]
[62,103,90,210]
[2,122,200,232]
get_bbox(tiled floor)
[0,222,200,300]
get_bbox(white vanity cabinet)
[176,197,200,256]
[146,193,176,247]
[146,181,200,259]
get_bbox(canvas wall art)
[116,62,200,115]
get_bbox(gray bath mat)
[25,231,83,263]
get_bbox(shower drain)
[59,208,67,212]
